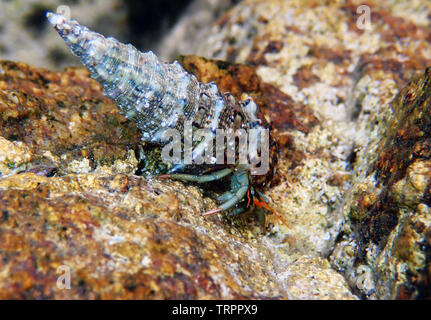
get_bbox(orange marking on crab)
[253,198,289,228]
[158,174,171,179]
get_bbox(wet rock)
[157,0,238,60]
[187,0,431,298]
[0,61,142,177]
[0,60,355,299]
[282,257,358,300]
[0,173,282,299]
[0,136,34,176]
[330,69,431,299]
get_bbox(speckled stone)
[331,69,431,299]
[0,173,281,299]
[281,256,358,300]
[184,0,431,298]
[0,61,141,177]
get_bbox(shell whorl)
[47,12,279,186]
[47,12,230,144]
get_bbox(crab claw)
[158,174,171,179]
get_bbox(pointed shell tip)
[46,11,55,21]
[46,11,68,27]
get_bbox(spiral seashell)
[46,12,249,145]
[47,12,278,189]
[46,12,285,231]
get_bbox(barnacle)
[47,12,283,232]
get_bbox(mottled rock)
[186,0,431,298]
[331,69,431,299]
[0,61,142,177]
[0,136,34,176]
[0,173,280,299]
[281,257,358,300]
[0,60,355,299]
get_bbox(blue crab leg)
[159,168,232,183]
[203,171,249,215]
[256,190,270,203]
[216,173,250,204]
[226,206,246,217]
[216,173,243,203]
[216,191,235,203]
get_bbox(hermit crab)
[46,12,287,232]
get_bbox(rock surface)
[1,0,431,299]
[0,61,355,299]
[157,0,238,60]
[188,0,431,299]
[330,68,431,299]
